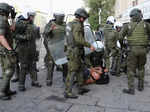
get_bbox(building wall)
[114,0,148,21]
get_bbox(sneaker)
[0,92,11,100]
[122,88,135,95]
[7,90,17,96]
[64,92,78,99]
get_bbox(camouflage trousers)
[19,60,38,87]
[65,51,84,94]
[110,48,122,76]
[44,53,55,83]
[44,53,68,83]
[127,46,147,90]
[104,47,120,74]
[13,56,20,79]
[0,55,16,93]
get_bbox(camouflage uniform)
[15,19,41,91]
[11,36,20,82]
[43,19,67,86]
[30,25,41,75]
[121,8,150,94]
[0,4,16,100]
[65,18,91,97]
[103,24,119,75]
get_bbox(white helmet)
[16,12,28,20]
[106,16,115,24]
[114,21,123,29]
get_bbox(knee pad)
[4,68,14,78]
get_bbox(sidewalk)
[0,42,150,112]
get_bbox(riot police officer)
[43,12,67,86]
[112,21,123,76]
[103,16,119,76]
[15,11,41,91]
[0,3,17,100]
[64,8,95,99]
[121,8,150,95]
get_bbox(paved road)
[0,42,150,112]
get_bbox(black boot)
[62,73,67,83]
[78,87,90,95]
[0,92,11,100]
[64,92,78,99]
[32,82,42,88]
[122,88,135,95]
[46,80,52,86]
[11,78,19,83]
[7,90,17,96]
[35,68,39,72]
[62,64,67,83]
[138,80,144,91]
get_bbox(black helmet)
[0,3,11,16]
[130,8,142,18]
[130,8,143,22]
[74,8,89,19]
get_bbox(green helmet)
[27,12,36,18]
[53,13,65,18]
[53,12,65,24]
[74,8,89,19]
[130,8,142,18]
[0,3,11,16]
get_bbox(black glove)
[5,49,16,56]
[64,45,67,52]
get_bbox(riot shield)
[84,24,96,55]
[47,35,68,65]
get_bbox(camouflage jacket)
[103,24,119,49]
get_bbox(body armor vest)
[127,21,148,46]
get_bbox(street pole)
[98,8,101,24]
